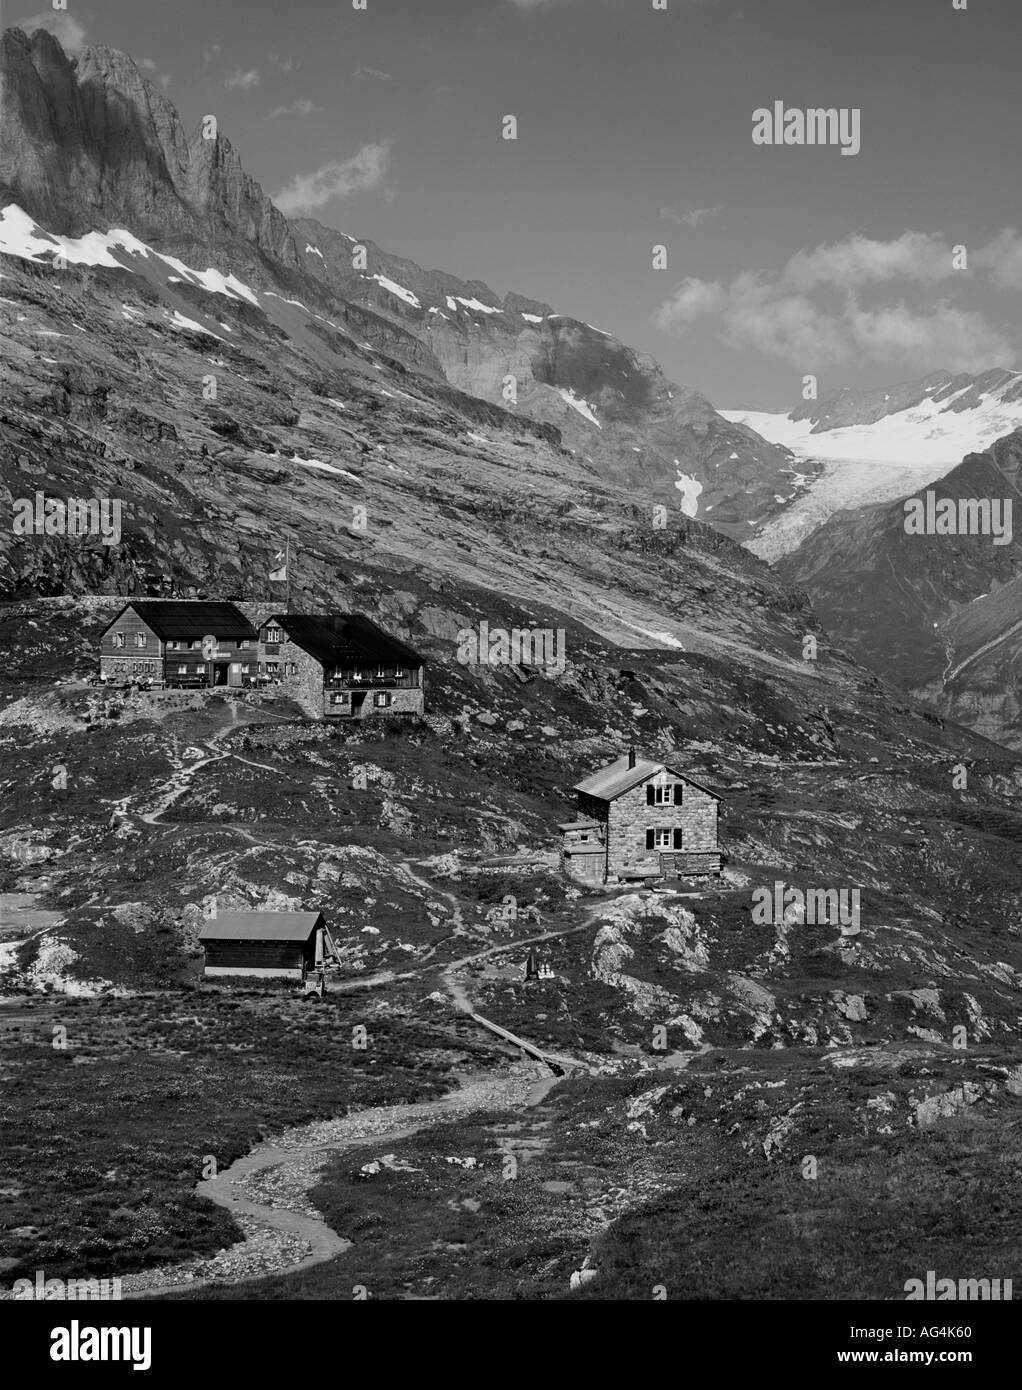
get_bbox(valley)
[1,18,1021,1310]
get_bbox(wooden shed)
[198,911,325,980]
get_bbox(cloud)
[267,98,324,120]
[270,53,298,72]
[16,11,87,54]
[354,66,393,81]
[273,139,394,216]
[974,229,1022,291]
[661,205,721,228]
[224,67,261,91]
[654,232,1016,371]
[784,232,957,291]
[203,44,222,64]
[138,58,158,71]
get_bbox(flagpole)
[285,534,291,612]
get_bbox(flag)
[269,546,287,582]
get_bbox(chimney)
[628,746,636,768]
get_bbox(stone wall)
[607,775,718,876]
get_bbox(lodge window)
[579,833,590,842]
[190,640,201,650]
[135,633,147,648]
[395,666,404,678]
[177,664,187,675]
[646,783,681,806]
[353,668,363,681]
[374,692,391,708]
[113,632,125,648]
[265,627,282,643]
[239,640,250,649]
[646,828,683,850]
[376,666,386,678]
[287,663,297,676]
[167,641,181,651]
[331,692,349,705]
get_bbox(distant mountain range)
[0,25,806,539]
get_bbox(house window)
[177,664,188,675]
[190,640,202,650]
[374,691,391,708]
[113,632,125,648]
[646,783,681,806]
[353,668,363,682]
[579,833,590,842]
[135,633,147,648]
[239,640,250,649]
[265,626,282,644]
[331,692,349,706]
[646,828,684,850]
[646,827,673,850]
[287,663,297,676]
[395,666,404,678]
[377,666,386,678]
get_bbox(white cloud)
[784,231,957,291]
[16,11,87,54]
[653,277,725,329]
[974,229,1022,291]
[224,67,261,91]
[273,140,394,216]
[203,44,222,64]
[267,98,324,120]
[654,232,1016,371]
[661,205,721,228]
[354,66,393,81]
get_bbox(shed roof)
[198,911,324,942]
[105,601,258,641]
[557,819,602,831]
[269,614,424,667]
[573,753,722,803]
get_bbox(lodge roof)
[198,911,324,942]
[573,753,723,803]
[104,601,258,641]
[268,613,424,667]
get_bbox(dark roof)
[198,911,324,942]
[574,753,723,803]
[268,613,424,666]
[104,601,258,641]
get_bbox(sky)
[12,0,1022,408]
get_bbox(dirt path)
[128,1064,558,1299]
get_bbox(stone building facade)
[561,749,722,883]
[237,609,425,721]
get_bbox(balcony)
[324,673,417,690]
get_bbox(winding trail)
[128,1065,559,1300]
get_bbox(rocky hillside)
[0,25,804,538]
